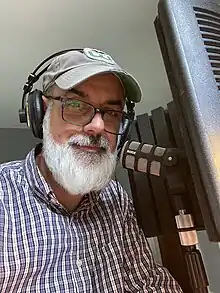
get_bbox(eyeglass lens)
[62,99,129,135]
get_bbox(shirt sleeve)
[123,197,183,293]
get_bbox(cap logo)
[83,48,116,65]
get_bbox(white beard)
[42,104,117,196]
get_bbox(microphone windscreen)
[120,140,167,176]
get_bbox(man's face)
[47,73,125,152]
[42,73,125,196]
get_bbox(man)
[0,48,182,292]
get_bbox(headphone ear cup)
[117,120,133,158]
[28,89,45,139]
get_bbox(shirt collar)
[24,143,52,196]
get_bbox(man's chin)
[69,148,108,166]
[54,172,110,196]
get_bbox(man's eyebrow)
[66,88,87,97]
[65,88,124,107]
[106,99,124,108]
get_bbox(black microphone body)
[120,140,180,176]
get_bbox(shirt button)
[76,259,82,267]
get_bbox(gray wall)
[0,0,171,129]
[0,128,39,163]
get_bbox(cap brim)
[55,64,142,103]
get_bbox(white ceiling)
[0,0,172,128]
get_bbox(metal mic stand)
[164,148,209,293]
[126,102,209,292]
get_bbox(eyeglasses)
[47,96,133,135]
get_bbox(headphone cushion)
[28,89,45,139]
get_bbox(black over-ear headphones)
[19,48,84,139]
[19,48,135,152]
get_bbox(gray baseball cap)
[42,48,142,103]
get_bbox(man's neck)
[36,153,83,213]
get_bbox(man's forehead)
[51,73,125,102]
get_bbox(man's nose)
[83,113,105,136]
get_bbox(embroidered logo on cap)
[83,48,116,65]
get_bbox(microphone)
[120,140,181,176]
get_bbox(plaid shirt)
[0,146,182,292]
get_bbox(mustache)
[67,134,110,150]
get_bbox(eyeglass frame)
[44,95,135,135]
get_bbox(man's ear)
[42,95,48,112]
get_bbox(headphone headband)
[22,48,84,100]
